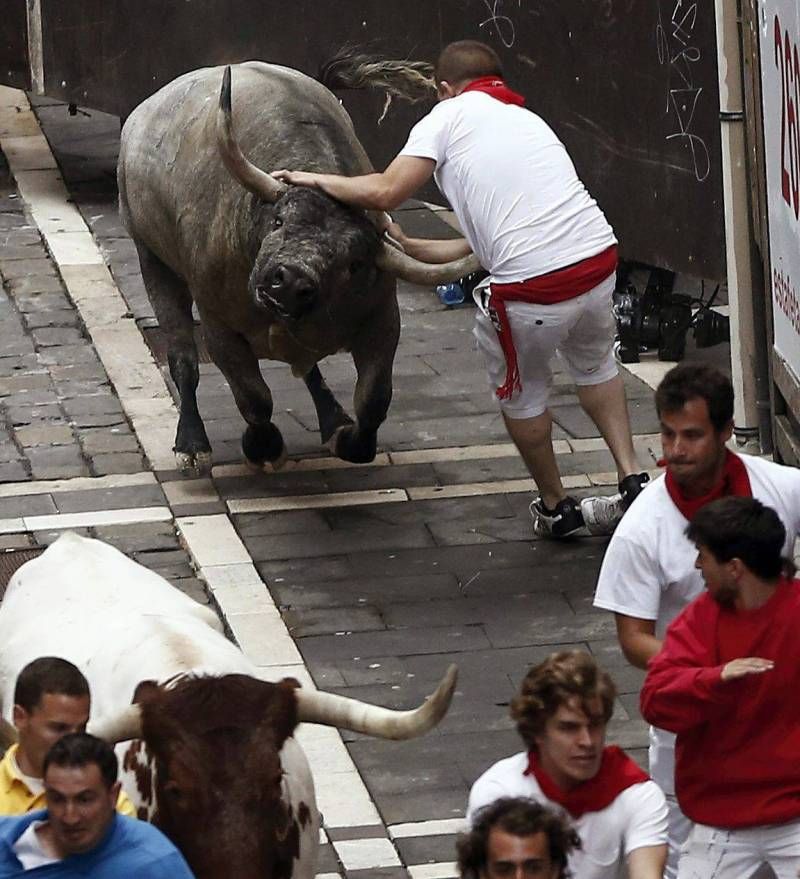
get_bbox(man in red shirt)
[641,496,800,878]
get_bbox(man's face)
[44,763,119,856]
[533,696,606,790]
[659,398,732,490]
[694,544,738,608]
[14,694,90,777]
[481,828,559,879]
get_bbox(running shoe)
[581,472,651,536]
[619,472,650,507]
[530,496,585,538]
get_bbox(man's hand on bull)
[272,169,325,189]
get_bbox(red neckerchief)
[460,76,525,106]
[661,449,752,521]
[525,746,649,819]
[490,246,618,400]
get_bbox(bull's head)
[90,666,457,879]
[215,64,481,324]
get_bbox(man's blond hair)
[511,650,616,749]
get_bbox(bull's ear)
[132,680,160,705]
[261,679,302,746]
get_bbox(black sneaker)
[619,472,650,509]
[529,496,585,538]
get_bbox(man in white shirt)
[593,362,800,877]
[274,39,648,539]
[467,650,667,879]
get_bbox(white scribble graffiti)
[656,0,710,182]
[479,0,522,49]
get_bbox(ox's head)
[132,675,304,879]
[215,64,481,325]
[249,188,382,323]
[90,665,458,879]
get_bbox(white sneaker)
[580,494,625,536]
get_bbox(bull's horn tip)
[221,65,232,112]
[433,663,458,702]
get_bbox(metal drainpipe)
[714,0,762,446]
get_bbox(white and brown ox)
[0,532,456,879]
[118,61,478,476]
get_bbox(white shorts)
[678,820,800,879]
[473,273,619,418]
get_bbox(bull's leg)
[303,364,353,445]
[135,244,212,476]
[202,319,287,470]
[329,294,400,463]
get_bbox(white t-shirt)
[13,821,59,869]
[399,92,616,283]
[593,453,800,792]
[467,752,667,879]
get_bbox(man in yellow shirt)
[0,657,135,817]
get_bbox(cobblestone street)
[0,85,728,879]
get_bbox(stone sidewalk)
[0,88,732,879]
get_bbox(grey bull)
[118,61,479,474]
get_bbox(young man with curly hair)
[458,797,579,879]
[467,650,667,879]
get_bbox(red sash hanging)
[490,246,618,400]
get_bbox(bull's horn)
[376,241,482,286]
[294,664,457,740]
[217,65,288,204]
[89,704,143,744]
[0,717,17,750]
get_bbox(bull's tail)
[319,48,435,103]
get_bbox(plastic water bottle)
[436,281,466,307]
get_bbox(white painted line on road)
[389,818,467,839]
[408,862,459,879]
[0,472,156,499]
[227,488,409,514]
[22,507,173,532]
[332,837,401,870]
[407,473,593,501]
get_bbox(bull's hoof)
[327,424,377,463]
[244,444,289,472]
[175,450,213,477]
[242,423,286,470]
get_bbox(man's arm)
[272,155,436,212]
[639,601,761,733]
[614,615,662,670]
[385,222,472,264]
[626,844,667,879]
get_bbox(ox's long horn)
[376,241,482,286]
[295,664,457,740]
[89,704,143,744]
[0,717,17,750]
[216,65,288,204]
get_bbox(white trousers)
[677,821,800,879]
[473,273,618,418]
